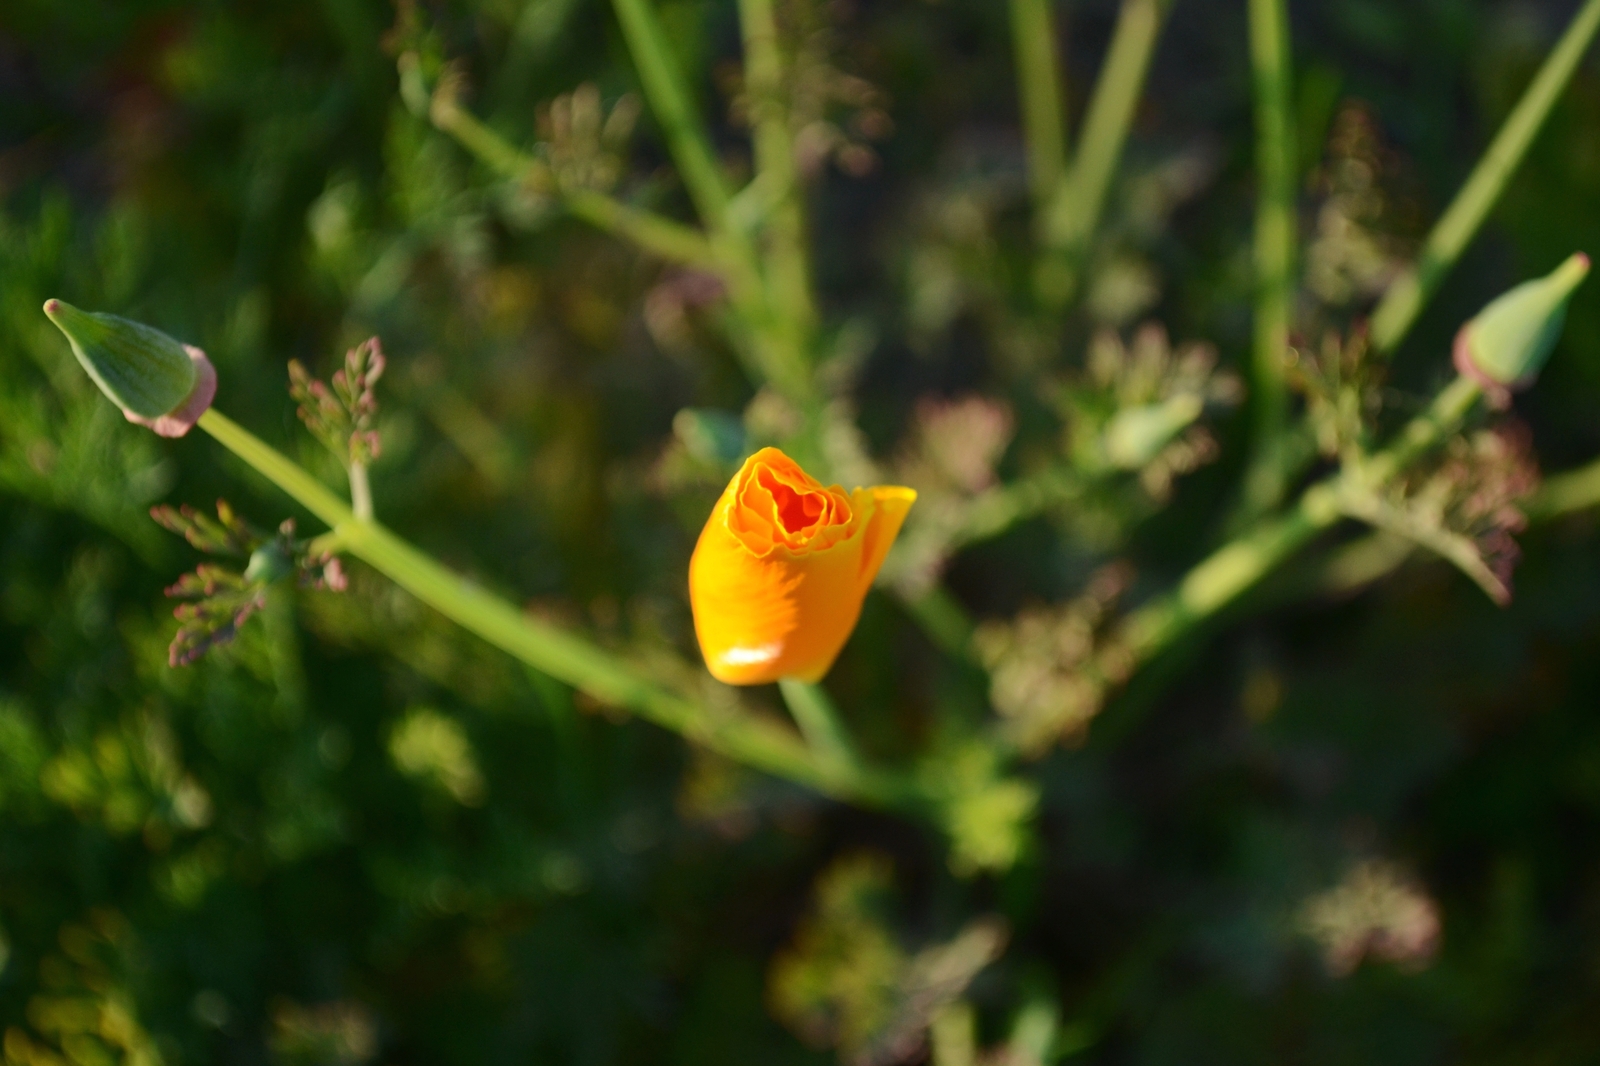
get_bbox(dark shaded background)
[2,0,1600,1063]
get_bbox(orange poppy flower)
[689,448,916,685]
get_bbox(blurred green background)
[3,0,1600,1063]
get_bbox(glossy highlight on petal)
[689,448,916,685]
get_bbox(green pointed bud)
[1455,253,1590,401]
[43,300,216,437]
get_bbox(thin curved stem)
[779,679,860,778]
[431,77,795,395]
[196,409,919,813]
[1039,0,1171,309]
[1370,0,1600,354]
[1274,451,1600,606]
[1526,455,1600,521]
[429,96,721,268]
[1238,0,1297,518]
[737,0,818,367]
[1116,376,1482,664]
[348,461,373,522]
[609,0,735,231]
[1010,0,1070,220]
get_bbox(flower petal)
[689,448,916,685]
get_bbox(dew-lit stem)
[1526,455,1600,521]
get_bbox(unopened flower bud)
[43,299,216,438]
[1454,253,1590,405]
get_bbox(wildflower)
[42,300,216,437]
[689,447,915,684]
[1454,252,1589,405]
[1301,860,1440,976]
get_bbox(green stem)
[1526,454,1600,521]
[432,80,787,394]
[778,679,860,776]
[1356,374,1482,484]
[564,188,722,267]
[1272,531,1416,603]
[1009,0,1070,219]
[737,0,817,364]
[196,408,915,811]
[1239,0,1297,517]
[1117,375,1482,663]
[1267,450,1600,605]
[1040,0,1171,308]
[1118,485,1339,658]
[609,0,735,230]
[348,461,373,522]
[1369,0,1600,354]
[430,98,721,267]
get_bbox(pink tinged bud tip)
[129,345,216,438]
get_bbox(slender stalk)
[1355,374,1481,484]
[1267,531,1416,604]
[1370,0,1600,354]
[433,77,787,393]
[1003,1000,1061,1066]
[1010,0,1070,218]
[429,98,721,267]
[195,408,917,811]
[609,0,735,230]
[778,679,860,776]
[564,189,723,267]
[1040,0,1171,307]
[1239,0,1297,517]
[1525,454,1600,521]
[348,461,373,522]
[1268,451,1600,605]
[737,0,818,368]
[1117,485,1338,658]
[1116,376,1482,663]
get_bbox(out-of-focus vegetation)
[4,0,1600,1063]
